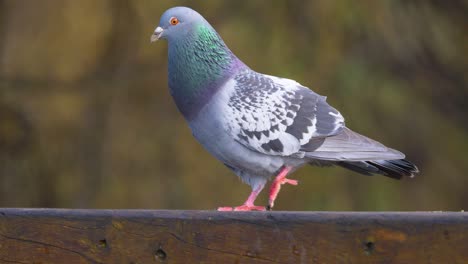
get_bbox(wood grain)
[0,209,467,263]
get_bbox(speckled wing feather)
[225,70,345,157]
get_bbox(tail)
[336,159,419,180]
[303,127,419,179]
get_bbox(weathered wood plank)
[0,209,467,263]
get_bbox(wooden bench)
[0,209,466,263]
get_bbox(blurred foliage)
[0,0,467,211]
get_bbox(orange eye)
[170,17,179,26]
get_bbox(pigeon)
[151,7,419,211]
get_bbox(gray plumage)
[152,7,419,208]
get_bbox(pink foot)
[268,166,297,210]
[217,184,266,212]
[283,178,298,185]
[217,206,235,211]
[217,205,266,211]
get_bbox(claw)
[283,178,298,185]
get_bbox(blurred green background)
[0,1,466,211]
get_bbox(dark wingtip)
[336,159,419,180]
[368,159,419,179]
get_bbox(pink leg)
[268,166,298,210]
[218,185,266,211]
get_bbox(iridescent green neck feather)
[168,23,245,120]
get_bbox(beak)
[151,27,164,43]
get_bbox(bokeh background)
[0,1,466,211]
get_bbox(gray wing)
[225,71,344,157]
[304,127,405,161]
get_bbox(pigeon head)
[151,7,206,43]
[151,7,247,120]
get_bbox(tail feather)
[336,159,419,180]
[304,127,419,179]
